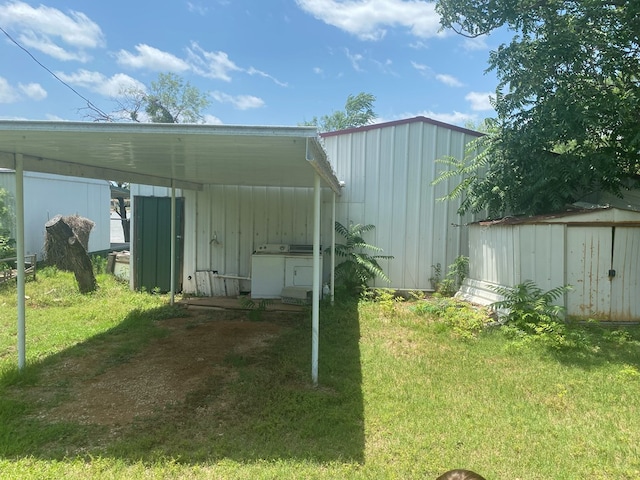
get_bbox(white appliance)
[251,245,319,298]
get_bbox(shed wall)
[461,224,566,306]
[0,171,110,258]
[322,120,480,290]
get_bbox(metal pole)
[331,191,336,305]
[170,184,176,305]
[15,154,26,370]
[312,173,321,385]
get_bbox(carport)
[0,120,342,384]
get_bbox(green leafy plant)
[491,281,575,348]
[413,296,490,339]
[438,255,469,297]
[429,263,442,291]
[0,188,15,262]
[239,296,274,321]
[329,221,393,294]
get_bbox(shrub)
[329,222,393,295]
[491,281,575,349]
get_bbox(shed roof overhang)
[0,121,341,193]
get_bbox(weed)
[239,296,273,321]
[91,255,108,275]
[413,296,490,339]
[491,281,575,349]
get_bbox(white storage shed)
[0,169,110,259]
[321,116,483,290]
[458,206,640,322]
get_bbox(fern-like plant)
[490,280,571,327]
[329,222,393,294]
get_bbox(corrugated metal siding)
[323,120,480,290]
[566,226,611,318]
[0,171,110,258]
[461,223,566,307]
[611,227,640,320]
[463,220,640,321]
[182,184,327,294]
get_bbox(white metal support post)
[331,191,336,305]
[15,153,26,370]
[170,183,176,305]
[312,173,321,385]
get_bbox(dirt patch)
[28,311,292,427]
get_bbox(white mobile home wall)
[321,117,483,290]
[0,170,110,259]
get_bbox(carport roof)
[0,120,341,193]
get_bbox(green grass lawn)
[1,270,639,479]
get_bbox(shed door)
[566,226,640,321]
[134,196,184,293]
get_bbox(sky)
[0,0,511,128]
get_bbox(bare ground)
[22,310,296,428]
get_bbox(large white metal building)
[321,116,483,290]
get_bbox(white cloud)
[187,2,208,15]
[465,91,494,111]
[55,70,146,97]
[202,114,223,125]
[436,74,463,87]
[116,44,190,72]
[0,77,20,103]
[18,82,47,100]
[246,67,288,87]
[211,91,265,110]
[462,36,489,51]
[296,0,442,41]
[0,1,104,62]
[411,61,432,77]
[345,48,364,72]
[187,43,241,81]
[415,110,477,126]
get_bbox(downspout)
[15,153,26,370]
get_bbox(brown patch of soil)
[28,311,292,427]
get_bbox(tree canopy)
[87,72,211,124]
[304,92,377,132]
[436,0,640,218]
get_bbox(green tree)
[114,72,211,124]
[304,92,377,132]
[435,0,640,217]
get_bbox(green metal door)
[133,196,184,293]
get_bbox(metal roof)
[0,121,341,193]
[320,115,485,138]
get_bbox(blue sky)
[0,0,509,128]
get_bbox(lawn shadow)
[0,297,365,465]
[541,321,640,370]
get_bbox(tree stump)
[45,215,97,293]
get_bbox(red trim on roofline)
[319,115,485,138]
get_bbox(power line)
[0,25,111,120]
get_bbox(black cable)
[0,25,111,120]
